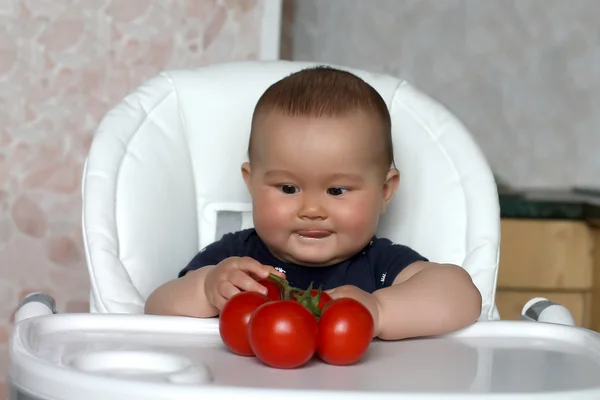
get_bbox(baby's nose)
[298,196,327,219]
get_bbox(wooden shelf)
[497,219,599,330]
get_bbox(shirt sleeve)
[177,236,232,278]
[371,239,428,289]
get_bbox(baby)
[145,66,482,340]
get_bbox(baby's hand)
[327,285,382,337]
[204,256,285,310]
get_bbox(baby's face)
[243,111,398,267]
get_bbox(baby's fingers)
[215,281,239,310]
[268,266,286,279]
[237,257,285,280]
[229,270,269,295]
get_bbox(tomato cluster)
[219,274,374,369]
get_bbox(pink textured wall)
[0,0,269,395]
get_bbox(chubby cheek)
[332,195,380,236]
[252,189,297,233]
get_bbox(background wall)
[285,0,600,189]
[0,0,277,395]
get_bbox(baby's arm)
[373,261,481,340]
[145,266,218,318]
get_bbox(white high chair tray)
[8,313,600,400]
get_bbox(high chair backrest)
[82,60,500,320]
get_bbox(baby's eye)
[327,187,347,196]
[279,184,299,195]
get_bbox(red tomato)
[219,291,270,356]
[257,278,282,301]
[317,298,374,366]
[312,289,332,310]
[249,300,319,369]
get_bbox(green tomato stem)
[267,273,324,318]
[267,273,290,299]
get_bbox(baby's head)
[242,66,399,267]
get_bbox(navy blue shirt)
[178,229,427,293]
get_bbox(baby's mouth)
[295,230,332,239]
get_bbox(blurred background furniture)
[496,187,600,330]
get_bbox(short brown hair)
[248,65,394,167]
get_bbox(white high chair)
[83,59,503,318]
[9,61,600,400]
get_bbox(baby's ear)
[241,162,252,191]
[381,168,400,213]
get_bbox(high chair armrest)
[14,292,57,323]
[521,297,576,326]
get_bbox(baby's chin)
[263,239,356,266]
[277,251,348,267]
